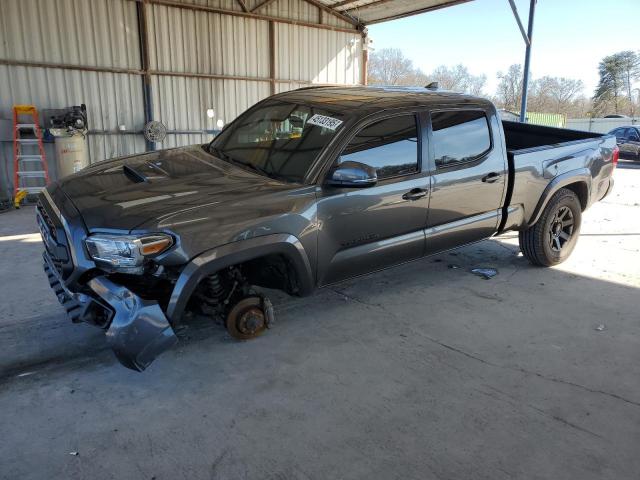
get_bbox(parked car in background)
[608,126,640,160]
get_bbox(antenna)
[425,82,439,90]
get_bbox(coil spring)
[205,273,226,302]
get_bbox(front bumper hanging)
[43,252,177,371]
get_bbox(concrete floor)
[1,162,639,480]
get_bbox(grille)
[36,201,57,241]
[37,199,72,279]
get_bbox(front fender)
[165,234,314,323]
[527,169,591,227]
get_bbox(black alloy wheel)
[548,205,574,252]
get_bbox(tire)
[519,188,582,267]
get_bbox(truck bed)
[502,121,602,152]
[500,121,615,231]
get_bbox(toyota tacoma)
[37,86,618,371]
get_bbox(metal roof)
[319,0,473,25]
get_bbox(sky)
[367,0,640,96]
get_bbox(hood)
[57,145,294,231]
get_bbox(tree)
[367,48,426,86]
[496,64,524,111]
[593,51,640,115]
[426,64,486,95]
[467,74,488,96]
[366,51,486,93]
[531,76,584,114]
[618,51,640,115]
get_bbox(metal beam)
[359,0,473,25]
[251,0,278,12]
[269,21,276,95]
[136,0,155,151]
[301,0,360,27]
[0,58,315,85]
[330,0,360,9]
[0,58,144,75]
[507,0,530,46]
[236,0,249,12]
[150,70,285,82]
[361,33,369,86]
[143,0,359,34]
[519,0,536,122]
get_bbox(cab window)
[338,115,419,179]
[431,110,491,168]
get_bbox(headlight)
[85,233,173,274]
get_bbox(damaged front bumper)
[43,252,177,371]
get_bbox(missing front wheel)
[193,266,276,339]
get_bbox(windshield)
[208,100,345,182]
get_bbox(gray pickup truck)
[37,86,618,371]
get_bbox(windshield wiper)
[208,145,229,161]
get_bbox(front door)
[620,128,640,158]
[316,113,430,285]
[424,108,507,255]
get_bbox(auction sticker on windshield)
[307,114,343,131]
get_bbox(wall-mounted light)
[206,108,215,119]
[216,119,225,129]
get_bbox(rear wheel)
[519,188,582,267]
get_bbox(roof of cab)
[273,85,493,116]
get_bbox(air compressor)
[43,105,89,178]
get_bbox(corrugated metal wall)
[0,0,145,200]
[146,2,272,148]
[276,24,362,84]
[0,0,363,201]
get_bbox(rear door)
[316,112,430,285]
[424,108,507,255]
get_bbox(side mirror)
[325,161,377,188]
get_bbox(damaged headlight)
[85,234,173,274]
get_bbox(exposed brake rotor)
[225,296,274,340]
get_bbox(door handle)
[402,188,428,201]
[481,172,502,183]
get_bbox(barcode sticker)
[307,114,343,131]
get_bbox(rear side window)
[339,115,419,179]
[431,110,491,168]
[612,128,626,140]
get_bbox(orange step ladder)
[13,105,49,208]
